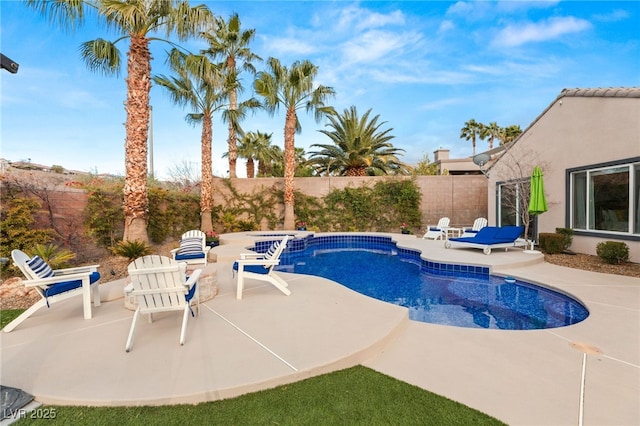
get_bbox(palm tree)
[153,50,226,233]
[308,106,409,176]
[460,119,482,155]
[500,124,523,144]
[237,131,271,178]
[252,132,276,177]
[201,13,262,179]
[263,145,284,177]
[479,121,501,150]
[254,58,335,229]
[26,0,213,243]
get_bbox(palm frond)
[79,38,122,76]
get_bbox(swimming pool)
[258,234,589,330]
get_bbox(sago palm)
[201,13,262,179]
[25,0,213,243]
[153,49,226,233]
[254,58,335,229]
[308,106,409,176]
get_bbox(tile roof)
[558,87,640,98]
[486,86,639,174]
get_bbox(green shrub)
[596,241,630,265]
[555,227,574,250]
[539,233,565,254]
[112,240,153,262]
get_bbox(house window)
[497,179,529,227]
[569,159,639,236]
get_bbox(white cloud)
[492,16,592,47]
[495,0,560,13]
[336,5,405,32]
[438,20,455,34]
[261,35,317,56]
[593,9,630,23]
[341,30,405,63]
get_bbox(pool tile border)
[252,234,490,277]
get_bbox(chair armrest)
[185,268,202,289]
[54,265,99,275]
[124,283,134,294]
[240,252,265,259]
[203,246,211,254]
[21,271,97,288]
[235,258,280,266]
[170,248,179,255]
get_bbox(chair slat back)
[181,230,206,250]
[11,250,37,280]
[262,235,290,268]
[437,217,450,229]
[128,255,188,311]
[472,217,488,231]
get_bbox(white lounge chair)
[461,217,488,238]
[232,235,291,299]
[422,217,450,240]
[124,255,201,352]
[170,230,211,267]
[5,249,101,332]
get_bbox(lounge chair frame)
[124,255,201,352]
[5,250,101,333]
[423,217,451,240]
[233,235,291,299]
[444,226,528,255]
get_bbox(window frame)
[566,156,640,242]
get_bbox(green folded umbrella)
[528,166,548,215]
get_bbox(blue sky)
[1,1,639,179]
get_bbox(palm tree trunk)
[283,107,296,229]
[122,35,151,243]
[201,112,214,232]
[227,59,238,178]
[246,158,255,178]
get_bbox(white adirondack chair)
[5,249,101,332]
[461,217,488,238]
[232,235,291,299]
[124,255,201,352]
[422,217,450,240]
[170,230,211,267]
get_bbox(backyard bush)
[555,227,574,251]
[596,241,630,265]
[538,233,565,254]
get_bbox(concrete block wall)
[214,175,488,231]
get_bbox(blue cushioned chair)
[170,230,211,266]
[232,235,291,299]
[422,217,450,240]
[444,226,527,255]
[5,249,101,332]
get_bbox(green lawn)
[2,310,505,425]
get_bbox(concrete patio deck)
[1,233,638,425]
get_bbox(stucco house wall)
[487,87,640,262]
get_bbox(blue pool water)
[263,235,589,330]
